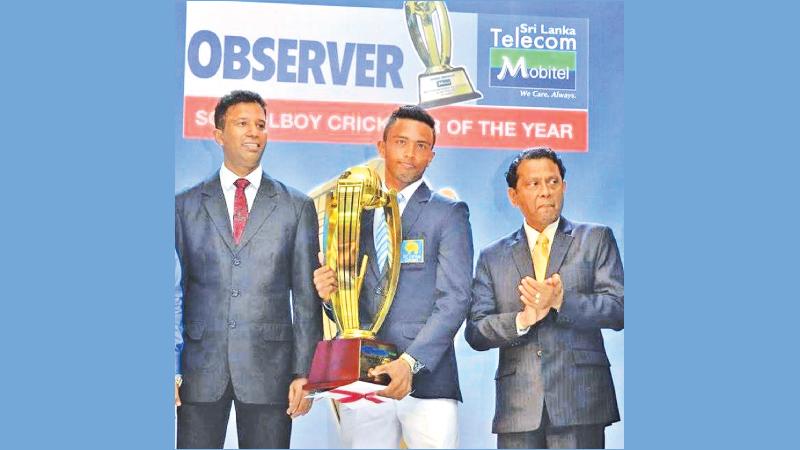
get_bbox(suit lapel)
[238,173,278,251]
[510,227,533,279]
[201,174,236,255]
[362,209,384,317]
[546,217,575,278]
[400,182,431,236]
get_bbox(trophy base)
[304,338,399,392]
[418,66,482,109]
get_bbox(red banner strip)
[184,96,587,151]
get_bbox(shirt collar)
[523,217,560,253]
[396,178,425,204]
[219,164,262,191]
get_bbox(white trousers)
[338,396,458,448]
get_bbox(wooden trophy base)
[303,338,398,392]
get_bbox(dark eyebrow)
[232,116,265,123]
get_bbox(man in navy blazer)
[313,105,474,448]
[175,90,322,448]
[466,147,623,448]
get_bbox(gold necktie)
[532,233,550,282]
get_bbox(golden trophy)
[405,1,482,108]
[304,166,402,391]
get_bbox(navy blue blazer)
[465,217,623,432]
[175,172,322,404]
[354,182,474,401]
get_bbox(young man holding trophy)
[312,105,474,448]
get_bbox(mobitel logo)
[489,48,576,90]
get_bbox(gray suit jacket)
[465,217,623,433]
[355,182,474,401]
[175,172,322,404]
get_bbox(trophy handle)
[405,1,453,73]
[369,191,402,335]
[405,3,433,69]
[419,14,442,70]
[353,254,368,305]
[433,1,452,68]
[324,191,345,333]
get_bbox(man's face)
[507,158,567,231]
[378,118,435,191]
[213,102,268,175]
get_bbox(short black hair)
[505,147,566,188]
[214,90,266,130]
[382,105,437,147]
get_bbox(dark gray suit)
[465,217,623,447]
[175,171,322,448]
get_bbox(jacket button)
[229,320,236,329]
[536,350,543,357]
[233,258,241,266]
[231,289,240,297]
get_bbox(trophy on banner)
[405,0,482,108]
[304,166,402,392]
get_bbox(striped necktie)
[375,193,404,273]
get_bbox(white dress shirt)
[522,217,560,258]
[396,177,425,216]
[219,164,262,229]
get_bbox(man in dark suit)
[313,105,474,448]
[465,147,623,449]
[175,90,322,448]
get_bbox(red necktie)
[233,178,250,244]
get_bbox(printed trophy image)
[304,166,402,398]
[405,0,482,108]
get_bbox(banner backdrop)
[175,1,623,447]
[182,1,588,150]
